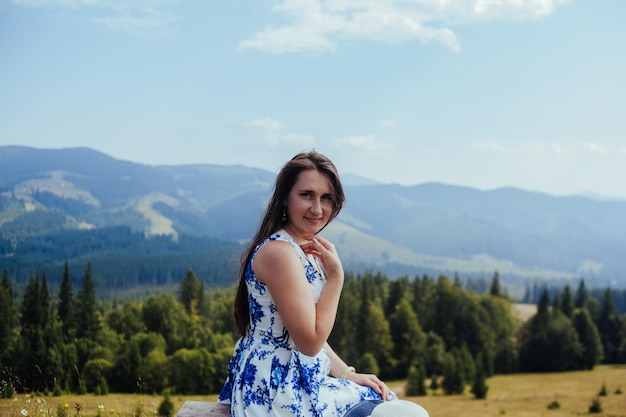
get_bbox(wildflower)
[64,404,69,409]
[20,409,29,416]
[98,404,105,409]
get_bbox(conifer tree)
[356,352,379,376]
[40,272,50,330]
[489,271,502,297]
[19,274,47,391]
[536,288,550,323]
[575,279,588,309]
[0,269,14,356]
[58,261,75,340]
[178,269,201,316]
[596,288,623,363]
[365,303,393,376]
[573,308,603,369]
[471,356,489,399]
[518,302,583,372]
[355,275,374,359]
[385,278,405,317]
[197,280,207,318]
[76,263,100,339]
[561,284,574,318]
[552,291,562,313]
[441,352,464,395]
[405,365,427,396]
[21,274,41,331]
[389,298,426,378]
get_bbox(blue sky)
[1,0,625,198]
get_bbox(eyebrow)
[297,188,333,197]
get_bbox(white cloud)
[377,119,398,127]
[473,0,571,19]
[247,118,284,132]
[471,140,507,152]
[11,0,176,34]
[334,135,394,152]
[12,0,96,6]
[469,139,621,158]
[240,0,572,54]
[283,133,317,148]
[246,118,316,148]
[584,141,608,154]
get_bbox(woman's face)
[284,169,334,241]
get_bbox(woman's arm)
[325,342,393,401]
[254,236,344,357]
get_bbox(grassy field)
[1,365,624,417]
[405,365,626,417]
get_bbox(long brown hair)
[233,150,345,336]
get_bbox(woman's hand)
[346,372,393,401]
[300,235,344,281]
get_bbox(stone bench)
[175,401,230,417]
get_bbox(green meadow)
[2,365,624,417]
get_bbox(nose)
[310,198,322,215]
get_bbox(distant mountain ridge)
[2,145,625,291]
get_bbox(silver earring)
[282,206,287,221]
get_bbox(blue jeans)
[344,400,383,417]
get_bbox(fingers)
[350,373,392,401]
[369,377,391,401]
[300,237,343,278]
[300,238,337,260]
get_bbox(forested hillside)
[0,225,241,292]
[1,264,624,398]
[2,145,626,291]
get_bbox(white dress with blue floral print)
[219,230,386,417]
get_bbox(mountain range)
[1,145,625,294]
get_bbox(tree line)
[0,225,241,291]
[1,264,625,398]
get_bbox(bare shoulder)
[256,238,294,260]
[253,239,303,285]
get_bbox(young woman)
[219,151,428,417]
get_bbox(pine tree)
[596,288,623,363]
[355,276,374,359]
[0,269,14,355]
[561,284,574,318]
[489,271,502,297]
[385,278,405,317]
[537,288,550,322]
[573,309,603,369]
[21,274,42,332]
[389,298,426,378]
[552,291,562,313]
[40,272,50,330]
[157,392,175,417]
[19,274,47,391]
[405,365,427,396]
[178,269,201,316]
[471,355,489,399]
[365,303,393,375]
[58,261,75,340]
[441,352,464,395]
[575,279,588,309]
[76,263,100,339]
